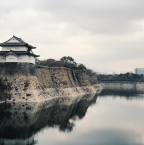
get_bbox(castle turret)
[0,35,40,64]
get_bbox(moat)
[0,89,144,145]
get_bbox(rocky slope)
[0,63,101,102]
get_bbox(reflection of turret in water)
[0,94,98,145]
[0,135,35,145]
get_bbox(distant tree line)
[97,72,144,81]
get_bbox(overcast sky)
[0,0,144,73]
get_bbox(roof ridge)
[0,36,36,49]
[13,35,26,43]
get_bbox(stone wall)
[88,73,98,85]
[0,63,36,76]
[0,63,100,103]
[100,81,144,93]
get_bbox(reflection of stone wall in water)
[0,63,101,102]
[0,94,98,145]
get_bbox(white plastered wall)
[28,56,35,64]
[0,55,35,64]
[6,55,18,62]
[18,55,28,63]
[2,46,27,51]
[18,55,35,64]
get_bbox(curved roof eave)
[4,52,18,57]
[0,36,36,49]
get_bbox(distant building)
[134,68,144,75]
[0,35,39,64]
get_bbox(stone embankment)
[100,81,144,93]
[0,63,101,102]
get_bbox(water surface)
[0,90,144,145]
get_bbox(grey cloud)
[0,0,31,15]
[1,0,144,34]
[34,0,144,34]
[0,0,144,73]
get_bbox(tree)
[36,59,56,67]
[77,64,87,70]
[46,59,56,67]
[60,56,76,65]
[60,56,77,68]
[35,58,40,65]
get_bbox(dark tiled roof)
[5,51,18,57]
[0,35,36,49]
[0,51,40,57]
[13,35,26,43]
